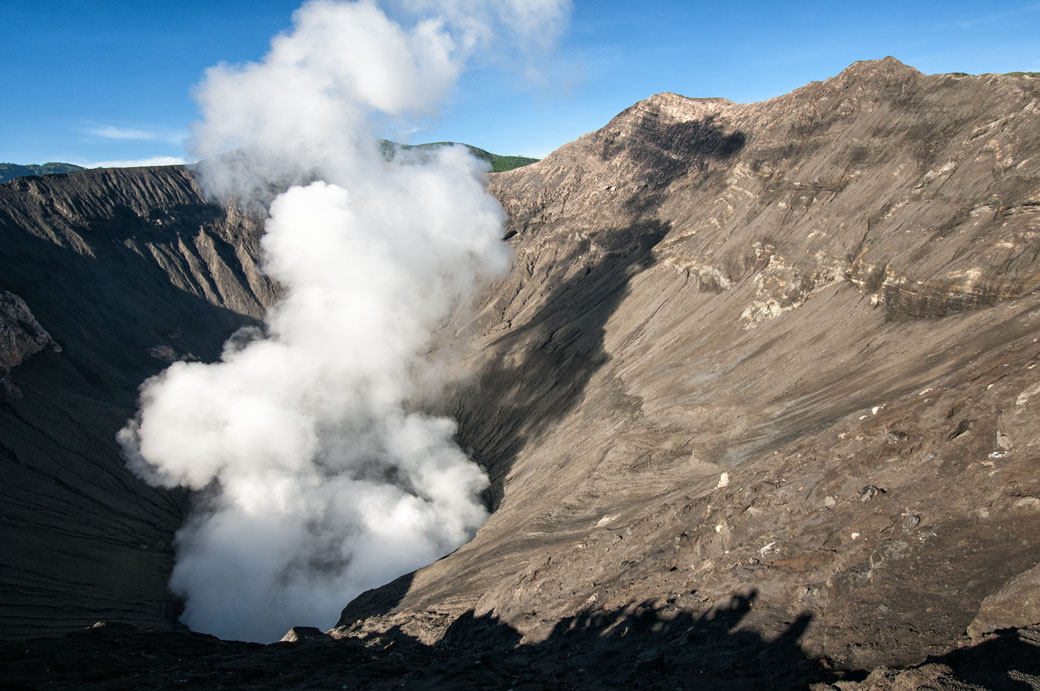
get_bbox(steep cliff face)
[336,58,1040,671]
[1,58,1039,686]
[0,290,59,396]
[0,167,274,638]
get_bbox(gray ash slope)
[1,58,1039,687]
[0,166,274,638]
[344,57,1040,674]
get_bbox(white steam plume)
[118,0,569,642]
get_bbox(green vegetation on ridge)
[0,162,85,184]
[380,141,538,173]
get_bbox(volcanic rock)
[279,626,329,643]
[0,289,59,398]
[336,57,1040,674]
[0,166,273,638]
[1,58,1039,688]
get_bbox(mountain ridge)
[0,141,537,187]
[333,57,1040,672]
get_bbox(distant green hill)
[0,162,85,184]
[1,145,535,184]
[380,141,538,173]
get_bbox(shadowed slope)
[0,166,273,638]
[1,591,849,689]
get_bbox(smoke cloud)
[118,0,569,642]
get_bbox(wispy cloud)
[87,124,188,145]
[83,156,190,169]
[946,2,1040,30]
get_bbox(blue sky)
[2,1,1039,166]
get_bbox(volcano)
[2,58,1039,689]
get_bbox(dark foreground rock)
[2,614,1038,690]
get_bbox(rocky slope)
[1,58,1039,687]
[337,57,1040,676]
[0,166,274,638]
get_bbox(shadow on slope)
[336,571,416,629]
[0,211,264,392]
[0,591,856,690]
[423,591,837,690]
[605,113,747,215]
[7,591,1038,689]
[452,219,670,510]
[0,189,266,639]
[919,626,1040,690]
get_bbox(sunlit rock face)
[336,58,1040,671]
[1,59,1040,683]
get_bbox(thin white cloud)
[947,2,1040,29]
[83,156,190,169]
[87,124,188,144]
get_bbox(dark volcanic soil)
[2,616,1038,689]
[2,58,1040,689]
[0,167,273,638]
